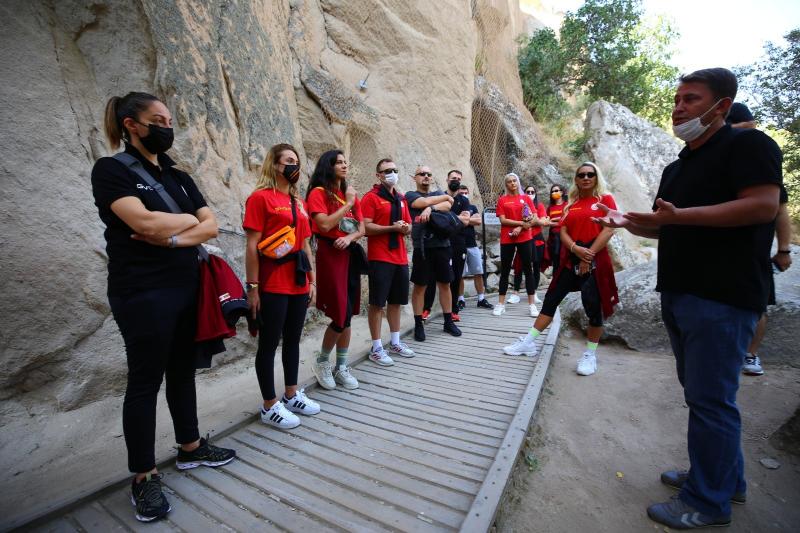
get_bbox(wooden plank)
[217,443,388,533]
[246,425,474,510]
[351,381,513,424]
[317,401,498,459]
[161,471,281,532]
[311,409,492,469]
[327,384,507,431]
[411,350,540,377]
[387,356,531,385]
[68,502,125,532]
[361,363,527,400]
[233,430,466,529]
[228,438,447,532]
[98,489,178,532]
[283,421,484,490]
[185,464,338,532]
[354,364,524,404]
[460,309,562,532]
[407,341,539,369]
[27,517,81,533]
[314,390,503,448]
[319,387,506,439]
[351,370,519,414]
[157,491,228,533]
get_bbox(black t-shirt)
[655,125,782,312]
[448,193,472,248]
[91,144,208,296]
[406,189,450,249]
[462,204,479,248]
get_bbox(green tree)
[736,29,800,215]
[517,0,679,124]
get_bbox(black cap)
[727,102,754,125]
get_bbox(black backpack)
[427,210,463,238]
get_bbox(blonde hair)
[503,172,523,195]
[567,161,608,204]
[256,143,300,196]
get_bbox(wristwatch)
[777,250,791,254]
[245,282,259,291]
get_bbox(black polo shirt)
[91,144,208,296]
[406,190,451,249]
[463,203,479,248]
[655,125,782,312]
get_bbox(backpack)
[427,210,463,238]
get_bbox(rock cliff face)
[0,1,555,417]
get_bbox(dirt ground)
[497,329,800,533]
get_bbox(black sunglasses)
[378,168,398,175]
[576,172,596,179]
[525,190,536,194]
[416,172,433,177]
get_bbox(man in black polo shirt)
[595,68,782,529]
[406,166,468,341]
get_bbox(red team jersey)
[242,188,312,295]
[530,202,547,240]
[547,203,566,231]
[562,194,617,243]
[496,193,536,245]
[306,187,363,239]
[360,186,412,265]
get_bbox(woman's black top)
[91,144,207,296]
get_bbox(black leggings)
[548,232,562,273]
[109,285,200,473]
[256,292,309,400]
[540,267,603,327]
[500,241,534,296]
[514,242,543,293]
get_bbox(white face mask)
[383,172,399,186]
[461,193,469,200]
[672,99,724,142]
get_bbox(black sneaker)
[414,323,426,341]
[477,299,494,309]
[661,470,746,504]
[443,321,462,336]
[176,435,236,470]
[131,473,170,522]
[647,495,731,529]
[457,300,466,311]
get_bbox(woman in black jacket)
[91,92,235,523]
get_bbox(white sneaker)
[282,388,320,415]
[534,294,542,305]
[312,359,336,390]
[529,304,538,317]
[576,352,597,376]
[369,347,395,366]
[387,342,415,358]
[503,336,538,356]
[507,293,521,304]
[742,354,764,376]
[492,304,506,316]
[334,366,359,389]
[260,401,300,429]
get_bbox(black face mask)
[448,180,461,192]
[137,122,174,154]
[281,163,301,184]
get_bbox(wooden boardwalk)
[29,300,559,533]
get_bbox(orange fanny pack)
[258,225,296,259]
[257,195,298,259]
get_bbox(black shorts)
[368,261,410,307]
[540,267,603,327]
[768,271,776,306]
[411,247,454,285]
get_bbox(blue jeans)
[660,292,758,517]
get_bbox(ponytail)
[103,92,160,150]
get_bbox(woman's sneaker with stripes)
[176,435,236,470]
[387,342,415,358]
[282,388,320,415]
[130,473,170,522]
[260,401,300,429]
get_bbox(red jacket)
[195,254,249,368]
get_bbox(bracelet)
[169,235,178,248]
[777,250,791,254]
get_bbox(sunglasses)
[576,172,596,179]
[525,190,536,195]
[378,168,398,175]
[416,172,433,177]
